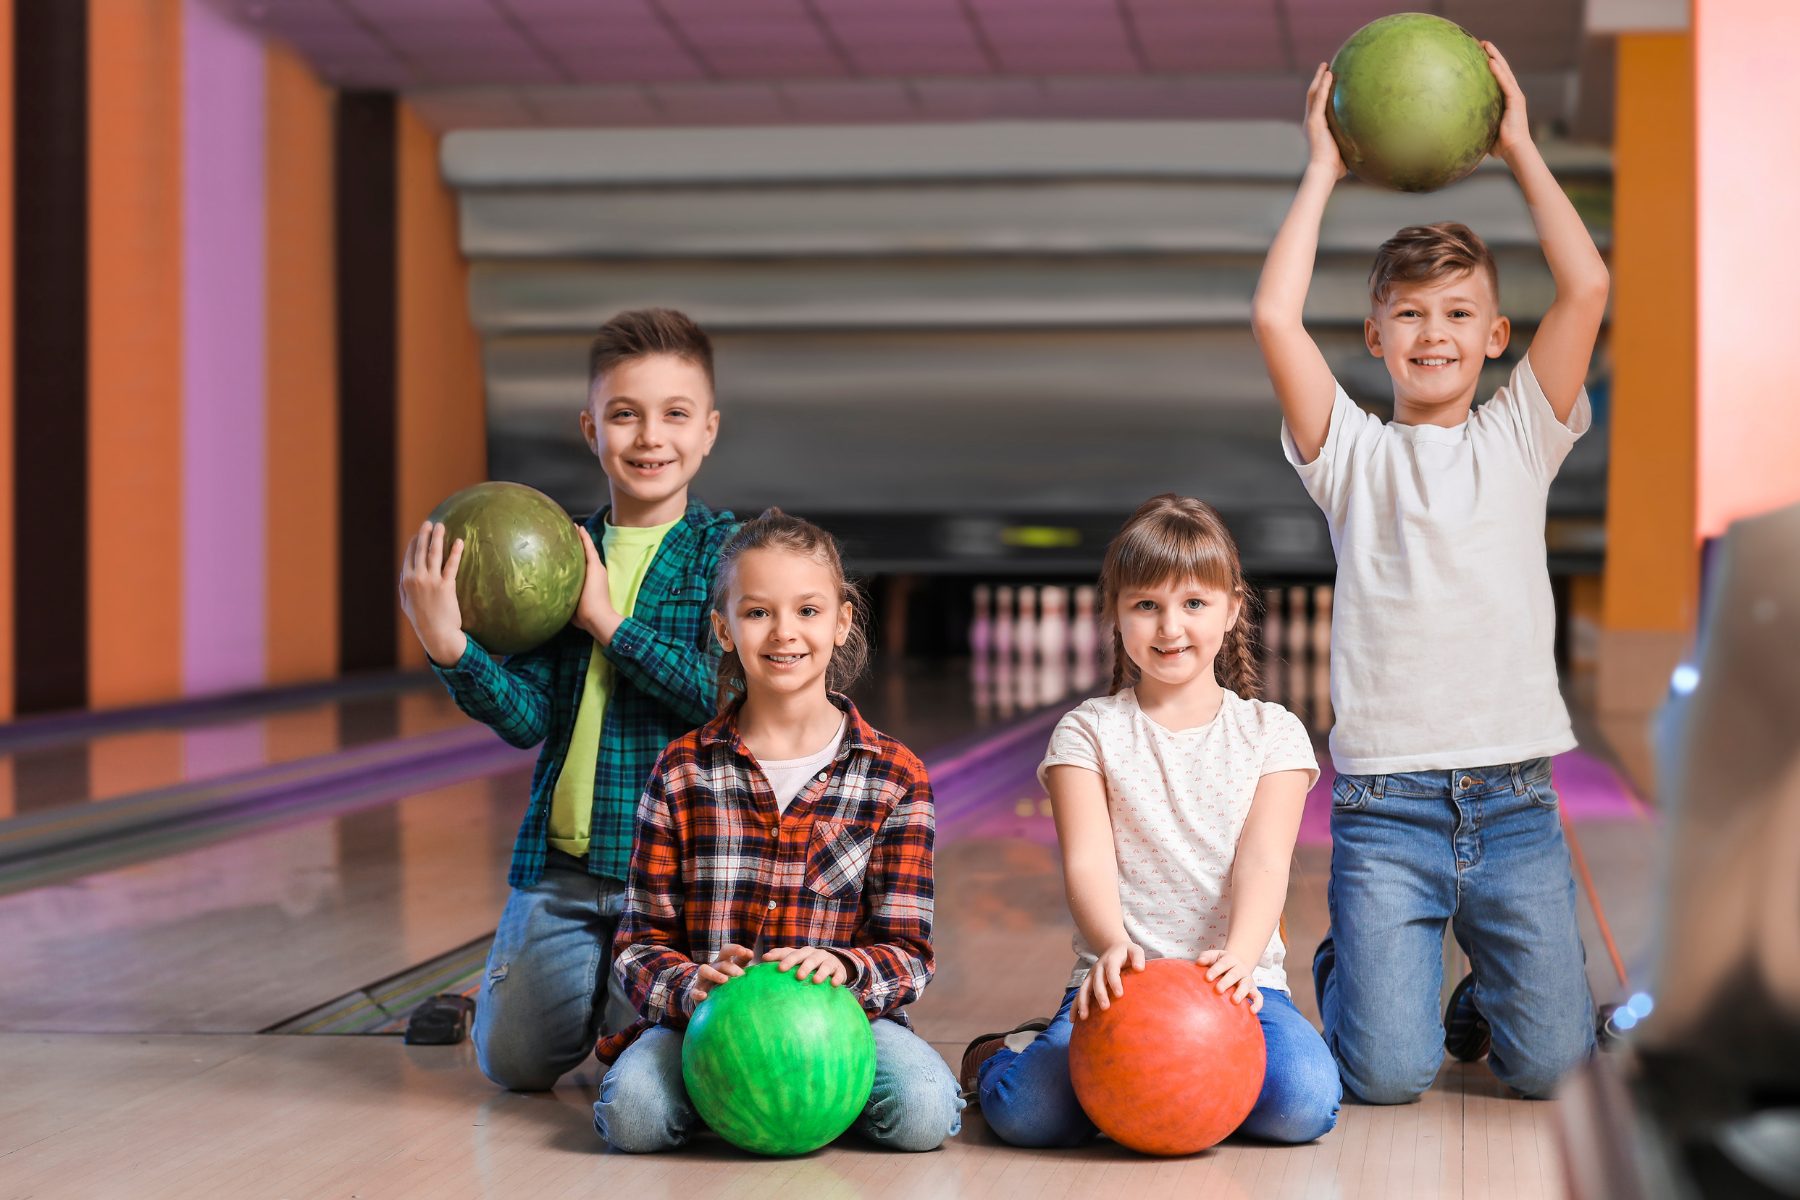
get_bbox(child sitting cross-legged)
[594,510,964,1153]
[963,495,1341,1147]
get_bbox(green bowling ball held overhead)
[1325,12,1504,194]
[425,481,588,656]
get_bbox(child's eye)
[744,607,768,619]
[1134,600,1157,611]
[1184,598,1204,609]
[1451,309,1472,318]
[798,605,820,617]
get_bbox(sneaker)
[958,1017,1051,1100]
[1443,972,1491,1062]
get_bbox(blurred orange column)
[88,0,185,708]
[265,46,339,685]
[1597,32,1696,789]
[1693,0,1800,534]
[394,101,486,671]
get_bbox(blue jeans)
[1316,759,1595,1103]
[595,1016,966,1152]
[977,985,1341,1146]
[471,855,636,1091]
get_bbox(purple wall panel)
[182,0,267,696]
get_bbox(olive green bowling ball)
[1327,13,1503,194]
[428,481,585,656]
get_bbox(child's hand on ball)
[689,943,756,1007]
[763,946,848,987]
[1303,62,1347,180]
[571,527,624,646]
[1483,41,1531,161]
[1076,940,1145,1020]
[1198,949,1264,1013]
[399,520,468,667]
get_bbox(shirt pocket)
[804,817,879,901]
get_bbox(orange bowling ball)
[1068,958,1267,1155]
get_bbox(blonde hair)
[1099,494,1260,698]
[710,509,869,710]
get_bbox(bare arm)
[1485,43,1609,424]
[1251,63,1348,464]
[1046,764,1143,1018]
[1198,768,1311,1010]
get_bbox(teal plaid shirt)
[433,498,737,887]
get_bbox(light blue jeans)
[595,1016,965,1153]
[976,984,1341,1147]
[1316,759,1596,1104]
[471,854,636,1091]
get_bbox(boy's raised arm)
[1251,63,1349,464]
[1485,43,1609,424]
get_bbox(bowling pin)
[1311,586,1334,733]
[1072,585,1099,692]
[1015,587,1038,670]
[1262,589,1284,704]
[1038,586,1069,704]
[970,585,992,678]
[1286,586,1309,725]
[994,585,1014,661]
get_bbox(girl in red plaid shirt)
[595,511,964,1153]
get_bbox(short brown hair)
[1369,222,1499,308]
[710,509,869,709]
[587,307,715,392]
[1099,494,1260,700]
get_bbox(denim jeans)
[1316,758,1595,1103]
[976,985,1341,1147]
[471,853,636,1091]
[594,1016,965,1153]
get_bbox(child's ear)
[711,610,733,652]
[1364,315,1385,358]
[834,601,852,648]
[579,404,601,456]
[1486,315,1511,359]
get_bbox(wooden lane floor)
[0,667,1659,1198]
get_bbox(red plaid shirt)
[607,695,935,1052]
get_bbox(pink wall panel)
[181,0,266,695]
[1695,0,1800,535]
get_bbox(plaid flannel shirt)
[433,498,737,887]
[607,695,935,1053]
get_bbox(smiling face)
[712,548,853,704]
[1365,269,1510,422]
[1115,576,1240,690]
[579,353,720,515]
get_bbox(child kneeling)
[965,496,1340,1146]
[596,511,963,1153]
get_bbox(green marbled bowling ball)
[428,481,585,656]
[1326,13,1504,194]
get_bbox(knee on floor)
[861,1086,962,1152]
[1238,1084,1342,1145]
[475,1044,562,1093]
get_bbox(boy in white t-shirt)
[1249,46,1609,1103]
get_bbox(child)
[1249,47,1609,1103]
[595,511,963,1153]
[398,308,737,1092]
[964,495,1340,1147]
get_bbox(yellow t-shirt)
[547,516,681,858]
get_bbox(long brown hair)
[709,509,870,710]
[1099,494,1260,699]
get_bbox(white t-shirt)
[757,717,847,813]
[1282,355,1587,775]
[1038,688,1319,994]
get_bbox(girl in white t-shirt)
[961,494,1342,1146]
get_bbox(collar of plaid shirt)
[602,693,937,1061]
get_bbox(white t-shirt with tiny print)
[1038,687,1319,995]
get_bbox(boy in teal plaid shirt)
[400,309,737,1090]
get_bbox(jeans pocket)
[1524,773,1561,811]
[1331,774,1373,813]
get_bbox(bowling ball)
[681,961,876,1156]
[427,481,585,656]
[1326,13,1503,194]
[1068,958,1266,1155]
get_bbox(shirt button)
[767,900,777,909]
[815,771,828,782]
